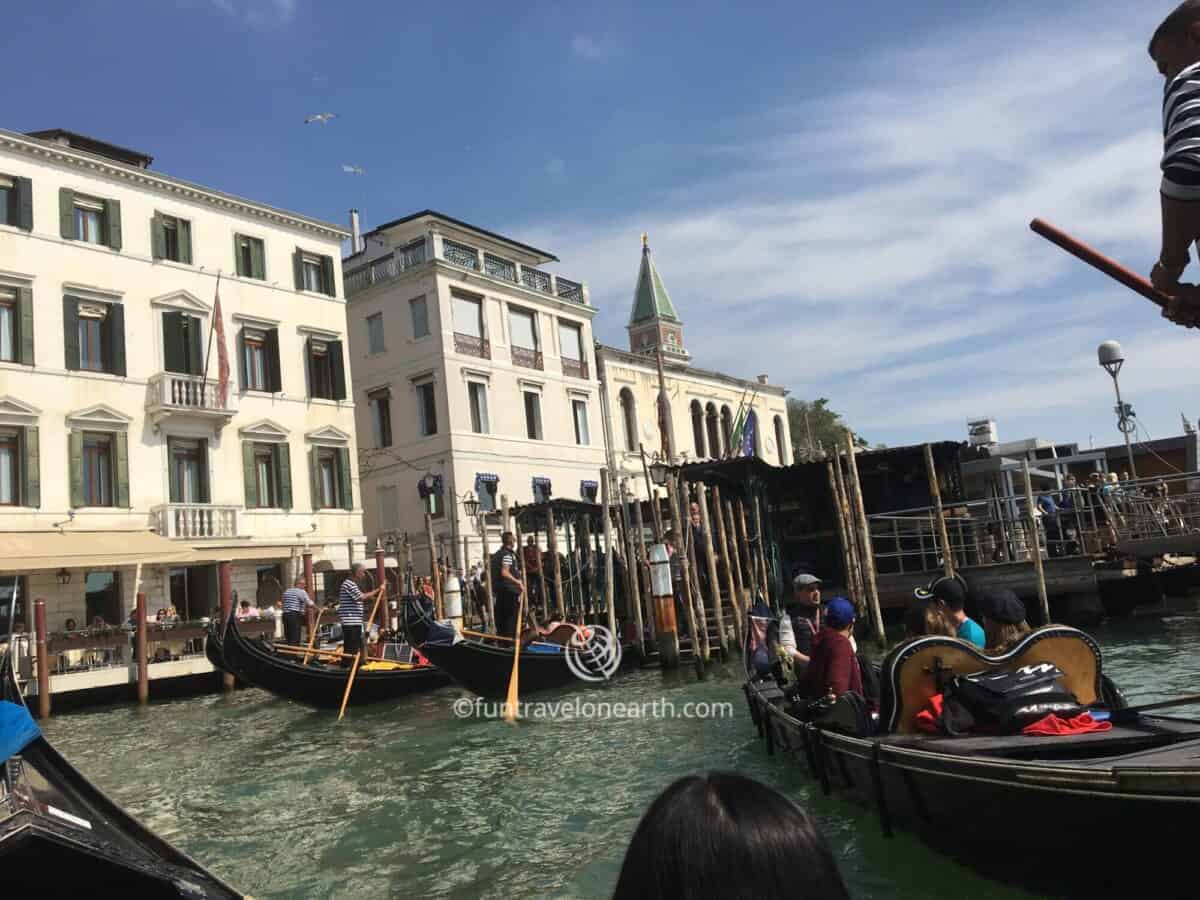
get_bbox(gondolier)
[281,577,314,645]
[490,532,523,638]
[338,563,382,664]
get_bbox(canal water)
[43,611,1200,899]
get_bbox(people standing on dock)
[490,532,524,638]
[1148,1,1200,328]
[664,529,688,637]
[281,578,313,645]
[338,564,383,664]
[522,535,544,617]
[688,501,714,599]
[611,773,850,900]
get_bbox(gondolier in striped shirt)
[1149,1,1200,327]
[338,563,383,664]
[281,577,314,645]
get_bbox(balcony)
[454,333,491,359]
[511,346,544,370]
[343,239,426,296]
[562,358,589,380]
[145,373,237,429]
[154,503,240,539]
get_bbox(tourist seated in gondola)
[800,597,868,705]
[916,578,984,648]
[767,573,822,683]
[612,772,850,900]
[980,589,1032,654]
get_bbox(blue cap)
[824,596,856,629]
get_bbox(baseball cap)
[914,576,966,608]
[980,589,1026,625]
[793,573,822,588]
[824,596,856,629]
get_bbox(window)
[0,177,10,227]
[302,258,322,292]
[509,306,541,369]
[65,298,124,376]
[366,312,386,354]
[243,441,292,509]
[0,430,17,505]
[720,405,733,457]
[559,320,586,377]
[371,389,392,448]
[572,398,590,446]
[0,576,27,634]
[416,381,438,436]
[581,480,598,502]
[468,381,489,434]
[294,248,334,296]
[85,571,121,628]
[424,489,444,519]
[60,189,120,249]
[318,451,337,508]
[410,296,429,338]
[524,391,543,440]
[378,485,400,531]
[307,338,346,400]
[162,311,203,375]
[452,292,488,357]
[243,330,268,390]
[691,400,706,458]
[152,213,192,264]
[475,475,498,513]
[0,426,37,508]
[0,175,30,231]
[168,438,209,504]
[82,433,114,507]
[706,403,721,460]
[235,234,266,280]
[0,290,14,362]
[312,446,352,510]
[619,388,638,452]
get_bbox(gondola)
[404,596,619,700]
[214,609,450,708]
[744,625,1200,894]
[0,650,243,898]
[204,617,227,673]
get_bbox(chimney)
[756,374,769,385]
[349,209,362,253]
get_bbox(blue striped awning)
[475,473,499,484]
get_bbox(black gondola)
[213,609,450,708]
[404,597,619,700]
[744,625,1200,894]
[0,651,243,898]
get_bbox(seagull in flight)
[342,164,365,175]
[305,112,337,125]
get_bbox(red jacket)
[802,626,862,699]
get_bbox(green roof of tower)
[629,234,681,326]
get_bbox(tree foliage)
[787,398,870,461]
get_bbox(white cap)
[793,573,821,587]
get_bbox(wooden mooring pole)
[1022,459,1052,624]
[844,432,886,647]
[924,443,955,579]
[34,598,50,719]
[601,469,617,638]
[827,458,862,616]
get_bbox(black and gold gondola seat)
[879,626,1103,734]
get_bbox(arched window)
[619,388,637,452]
[657,392,676,458]
[705,403,720,460]
[744,410,759,457]
[690,400,706,458]
[774,415,787,466]
[720,405,733,457]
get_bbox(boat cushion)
[880,625,1103,735]
[0,699,40,762]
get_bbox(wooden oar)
[1111,693,1200,723]
[302,607,327,665]
[503,527,530,724]
[337,583,386,722]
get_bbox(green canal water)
[42,611,1200,899]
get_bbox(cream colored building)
[344,211,605,567]
[597,237,790,496]
[0,128,364,679]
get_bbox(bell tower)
[627,233,689,362]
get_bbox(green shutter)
[304,337,316,397]
[151,213,166,260]
[162,310,186,373]
[16,287,33,366]
[68,431,83,508]
[242,441,258,509]
[62,297,79,370]
[198,439,210,504]
[178,219,192,264]
[21,426,39,509]
[59,188,75,239]
[309,447,320,510]
[115,431,130,508]
[264,328,281,392]
[293,248,304,291]
[329,339,346,400]
[104,198,122,251]
[168,439,180,502]
[187,314,204,376]
[234,234,245,276]
[236,327,247,389]
[320,255,335,296]
[337,447,353,510]
[252,239,265,280]
[14,177,32,232]
[106,303,126,376]
[276,442,293,509]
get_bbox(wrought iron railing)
[398,239,426,270]
[562,357,588,379]
[521,266,552,293]
[511,346,543,370]
[555,277,584,302]
[484,253,517,282]
[454,333,491,359]
[442,239,479,270]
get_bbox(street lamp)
[460,491,480,519]
[1097,340,1137,479]
[384,534,397,557]
[648,455,671,487]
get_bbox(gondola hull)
[0,653,243,898]
[218,614,450,708]
[745,678,1200,892]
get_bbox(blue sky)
[8,0,1198,450]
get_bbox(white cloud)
[519,5,1192,447]
[570,34,612,61]
[210,0,296,26]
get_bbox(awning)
[186,544,304,564]
[0,531,194,573]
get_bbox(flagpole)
[201,272,220,401]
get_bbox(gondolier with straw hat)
[338,563,384,665]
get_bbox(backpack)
[943,663,1084,735]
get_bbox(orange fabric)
[916,694,945,734]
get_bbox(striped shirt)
[1163,61,1200,199]
[281,587,312,614]
[338,578,364,626]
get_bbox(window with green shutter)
[21,425,39,508]
[0,425,37,508]
[337,447,353,510]
[60,190,121,249]
[235,234,265,280]
[276,442,293,509]
[153,213,193,264]
[0,175,32,231]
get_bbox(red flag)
[213,278,230,408]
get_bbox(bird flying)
[305,112,337,125]
[341,164,365,175]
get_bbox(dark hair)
[502,531,515,545]
[1150,0,1200,56]
[902,603,928,638]
[612,773,850,900]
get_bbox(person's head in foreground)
[1150,1,1200,80]
[612,772,850,900]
